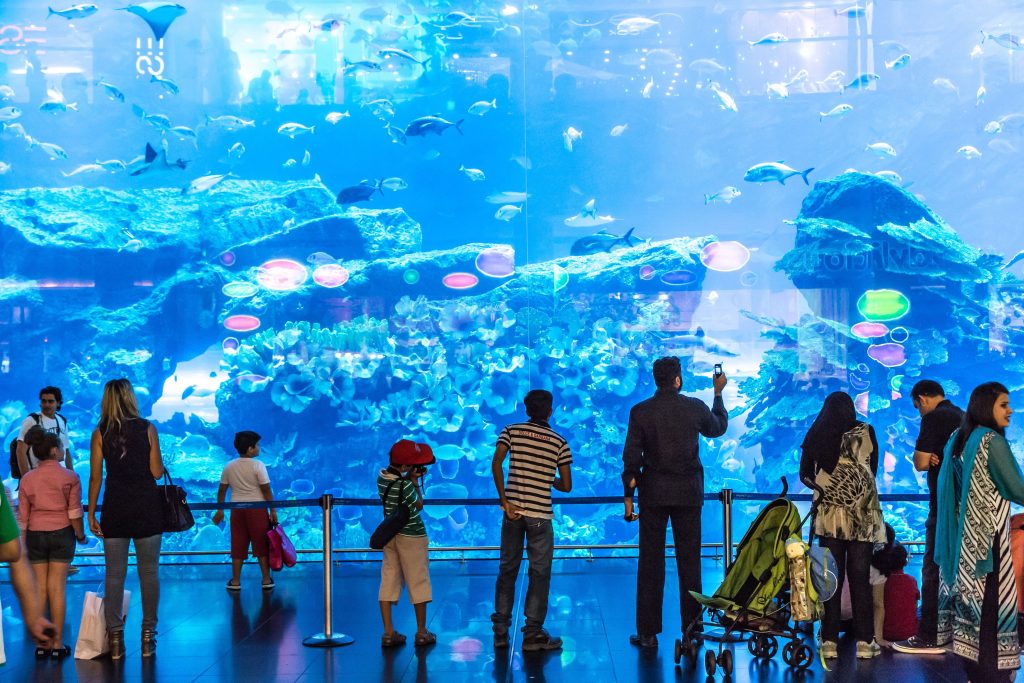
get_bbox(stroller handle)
[778,477,789,498]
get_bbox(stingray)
[119,2,187,40]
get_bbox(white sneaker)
[857,640,882,659]
[820,640,838,658]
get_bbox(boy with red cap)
[377,439,436,647]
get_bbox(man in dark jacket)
[622,356,728,648]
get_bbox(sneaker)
[856,640,881,659]
[820,640,838,659]
[891,636,946,655]
[108,631,125,660]
[141,629,157,658]
[522,629,562,652]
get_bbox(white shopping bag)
[74,590,131,660]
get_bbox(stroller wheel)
[688,641,700,662]
[795,643,813,669]
[782,641,797,665]
[747,637,760,657]
[674,638,682,665]
[704,649,717,676]
[718,649,734,675]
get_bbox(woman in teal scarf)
[936,382,1022,682]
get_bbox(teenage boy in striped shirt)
[491,389,573,651]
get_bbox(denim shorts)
[26,526,77,564]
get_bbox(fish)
[933,78,958,96]
[720,456,744,473]
[494,204,522,221]
[819,103,853,121]
[562,126,583,151]
[468,99,497,116]
[822,70,846,88]
[404,115,462,137]
[842,73,879,91]
[47,3,98,19]
[381,177,407,191]
[167,125,197,142]
[359,5,388,22]
[766,82,789,99]
[0,162,10,174]
[984,121,1003,135]
[384,123,406,145]
[0,85,13,100]
[150,74,179,95]
[182,172,233,195]
[119,239,144,252]
[459,164,485,181]
[31,141,68,160]
[325,111,349,124]
[743,162,813,185]
[641,78,654,98]
[278,122,315,137]
[866,142,897,157]
[485,191,529,204]
[748,32,788,47]
[981,30,1024,50]
[61,163,106,177]
[362,98,394,118]
[0,106,22,121]
[570,227,638,256]
[336,179,383,204]
[265,0,301,17]
[784,69,809,87]
[657,327,739,356]
[976,86,986,107]
[227,142,245,160]
[957,145,982,159]
[343,58,383,73]
[301,150,310,166]
[205,114,255,129]
[564,199,615,228]
[610,123,629,136]
[689,58,727,74]
[378,48,428,66]
[95,159,126,172]
[709,82,738,112]
[94,78,125,102]
[181,385,215,399]
[118,2,187,41]
[283,158,297,168]
[306,252,335,265]
[126,141,188,176]
[873,170,904,185]
[704,186,741,205]
[885,53,911,70]
[613,17,659,36]
[40,100,78,113]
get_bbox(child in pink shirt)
[18,427,86,658]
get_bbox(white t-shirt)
[17,414,72,469]
[220,458,270,502]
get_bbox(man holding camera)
[622,356,728,648]
[491,389,573,651]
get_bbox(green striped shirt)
[376,472,426,537]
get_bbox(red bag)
[267,523,297,571]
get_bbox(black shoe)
[522,629,562,651]
[629,634,658,648]
[493,632,509,649]
[141,629,157,657]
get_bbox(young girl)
[18,426,87,658]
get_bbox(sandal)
[226,580,241,591]
[381,631,407,647]
[35,646,49,659]
[50,645,71,659]
[262,579,275,590]
[414,631,437,646]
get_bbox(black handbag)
[158,471,195,533]
[369,479,410,550]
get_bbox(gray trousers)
[103,534,162,633]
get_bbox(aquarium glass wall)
[1,0,1023,551]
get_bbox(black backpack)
[9,412,67,479]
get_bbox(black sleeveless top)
[99,417,163,539]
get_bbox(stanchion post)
[303,493,354,647]
[721,488,734,570]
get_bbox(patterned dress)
[812,423,886,544]
[938,431,1020,671]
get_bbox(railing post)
[720,488,734,570]
[303,494,354,647]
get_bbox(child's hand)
[212,510,224,526]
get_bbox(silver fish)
[151,74,179,95]
[182,172,233,195]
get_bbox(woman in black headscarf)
[800,392,886,660]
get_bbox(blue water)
[0,1,1022,551]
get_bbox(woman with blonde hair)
[87,378,165,659]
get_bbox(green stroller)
[673,479,835,676]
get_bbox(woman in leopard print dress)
[800,392,886,661]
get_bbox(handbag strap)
[381,478,404,517]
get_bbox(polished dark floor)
[0,556,990,682]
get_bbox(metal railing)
[49,487,932,648]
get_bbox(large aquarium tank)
[1,0,1022,553]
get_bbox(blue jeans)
[492,515,554,637]
[103,534,162,633]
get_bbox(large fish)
[182,172,233,195]
[118,2,187,41]
[126,141,188,176]
[564,199,616,228]
[404,115,463,137]
[570,228,638,256]
[336,179,382,204]
[743,162,814,185]
[48,4,99,19]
